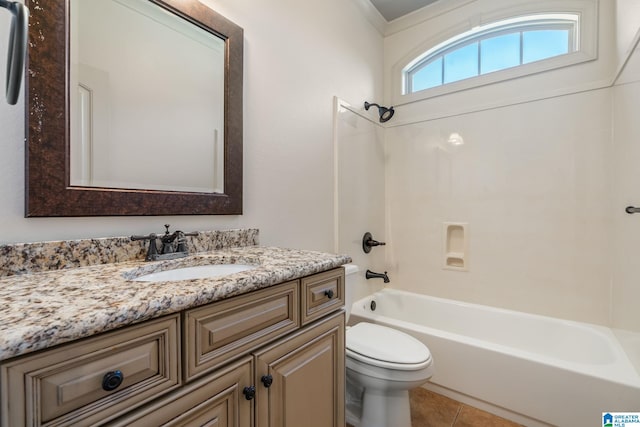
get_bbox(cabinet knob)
[261,374,273,388]
[102,370,124,392]
[324,289,334,299]
[243,385,256,400]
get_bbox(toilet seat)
[346,322,432,371]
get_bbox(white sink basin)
[132,264,257,282]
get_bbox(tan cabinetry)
[110,356,254,427]
[1,315,180,427]
[1,267,345,427]
[184,280,299,381]
[255,311,345,427]
[301,268,345,325]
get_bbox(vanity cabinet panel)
[0,315,179,427]
[254,311,345,427]
[108,356,253,427]
[184,281,299,382]
[300,268,345,326]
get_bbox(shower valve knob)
[362,232,386,253]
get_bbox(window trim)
[391,0,598,105]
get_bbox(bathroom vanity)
[0,233,349,427]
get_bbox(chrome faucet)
[132,224,198,261]
[365,269,390,283]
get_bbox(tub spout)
[365,269,390,283]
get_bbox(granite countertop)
[0,246,351,362]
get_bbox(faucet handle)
[131,232,157,241]
[175,234,187,253]
[130,233,159,261]
[174,231,198,253]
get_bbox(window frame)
[391,0,598,106]
[405,15,579,94]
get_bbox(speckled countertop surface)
[0,246,351,362]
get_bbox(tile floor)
[348,387,524,427]
[409,388,523,427]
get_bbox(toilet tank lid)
[343,264,359,275]
[347,322,431,365]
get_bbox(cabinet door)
[109,356,254,427]
[254,311,345,427]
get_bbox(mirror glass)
[70,0,225,193]
[25,0,243,216]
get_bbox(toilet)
[344,264,433,427]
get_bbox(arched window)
[403,14,580,95]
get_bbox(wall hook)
[625,206,640,214]
[0,0,29,105]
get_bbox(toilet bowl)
[344,265,433,427]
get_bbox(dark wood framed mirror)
[25,0,243,216]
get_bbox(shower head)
[364,101,395,123]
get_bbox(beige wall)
[615,0,640,67]
[385,90,613,325]
[0,0,383,250]
[612,43,640,333]
[335,99,387,308]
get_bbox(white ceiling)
[368,0,441,21]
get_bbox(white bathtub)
[348,289,640,427]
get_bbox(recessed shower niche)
[443,222,468,271]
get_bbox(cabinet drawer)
[184,281,299,381]
[1,315,180,427]
[109,356,253,427]
[300,268,345,326]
